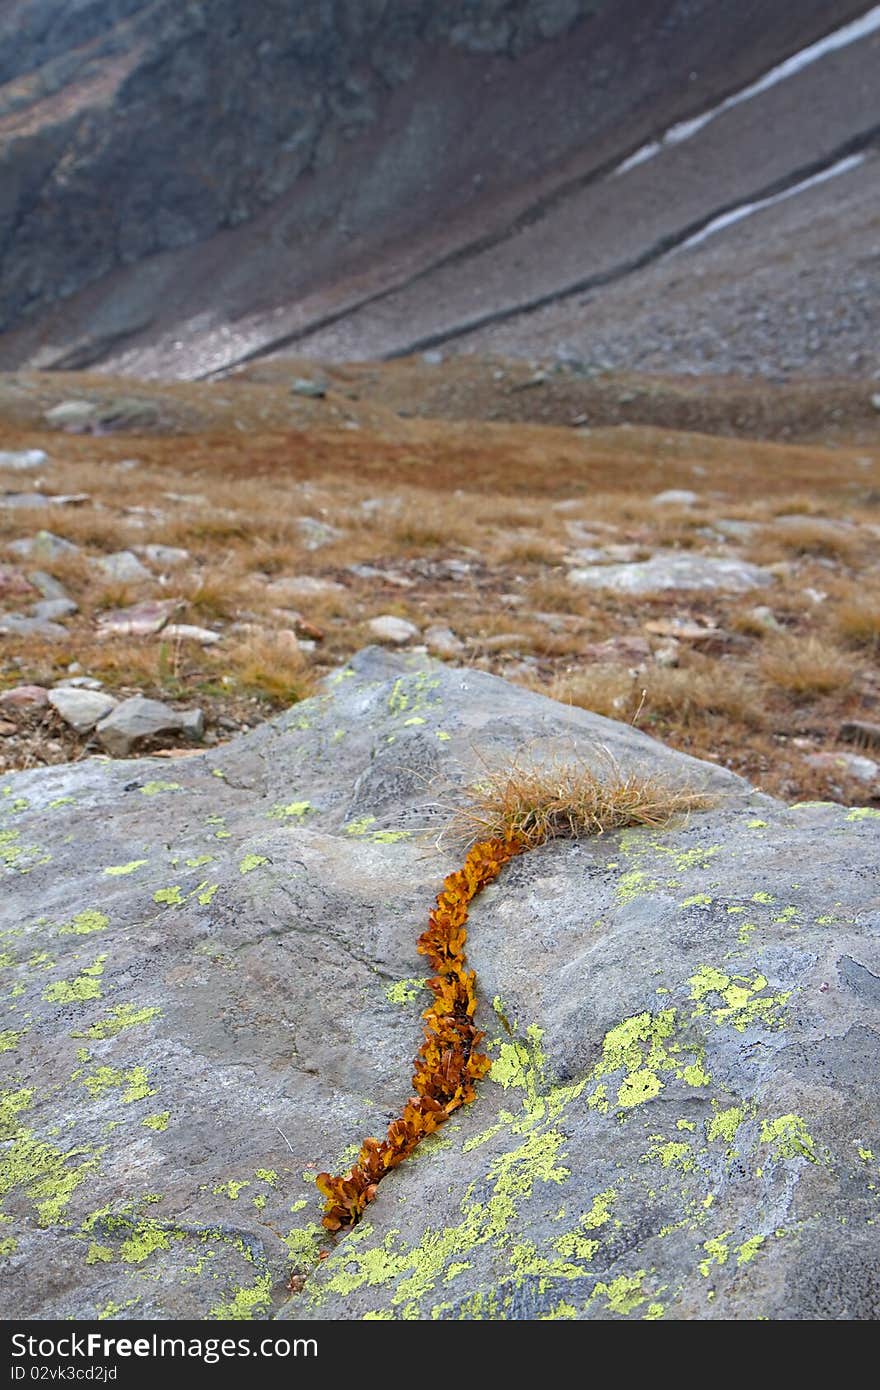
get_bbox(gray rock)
[1,648,878,1322]
[296,518,344,550]
[27,571,71,602]
[651,489,699,506]
[96,599,181,637]
[32,598,78,621]
[805,752,879,785]
[95,551,152,584]
[161,624,221,646]
[0,493,49,509]
[424,625,465,659]
[569,552,775,594]
[95,696,204,756]
[0,613,69,640]
[7,532,79,560]
[0,449,49,471]
[48,688,119,734]
[44,401,98,429]
[54,677,104,691]
[264,576,346,601]
[368,615,420,645]
[290,378,327,399]
[0,684,49,709]
[136,545,191,570]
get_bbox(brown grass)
[758,634,856,697]
[833,593,880,651]
[449,752,715,847]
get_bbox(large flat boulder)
[1,648,877,1320]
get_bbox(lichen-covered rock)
[1,648,878,1320]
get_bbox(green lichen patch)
[142,1113,170,1132]
[268,801,313,820]
[139,782,182,797]
[208,1272,273,1320]
[0,1029,25,1053]
[59,911,110,936]
[103,861,149,877]
[239,854,269,875]
[689,965,791,1033]
[72,1003,160,1040]
[153,886,185,906]
[384,978,427,1006]
[0,1129,103,1226]
[759,1115,819,1164]
[43,955,107,1005]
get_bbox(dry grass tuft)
[759,634,856,698]
[225,632,314,704]
[450,752,714,847]
[833,593,880,651]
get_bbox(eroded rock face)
[1,648,878,1320]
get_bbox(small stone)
[178,709,205,742]
[136,545,191,569]
[653,639,681,667]
[265,576,346,600]
[0,492,49,508]
[7,531,79,559]
[368,615,420,645]
[297,517,343,550]
[0,685,49,709]
[32,598,78,621]
[839,720,880,750]
[805,752,879,784]
[162,624,222,646]
[870,393,880,412]
[48,688,119,734]
[424,625,464,659]
[44,401,98,429]
[0,449,49,470]
[0,613,69,640]
[0,566,34,597]
[744,605,783,633]
[27,571,69,601]
[569,553,775,594]
[55,677,104,690]
[0,719,16,736]
[651,489,699,506]
[290,378,327,398]
[96,551,152,583]
[97,599,181,637]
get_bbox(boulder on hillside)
[1,648,878,1321]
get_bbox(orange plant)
[316,831,529,1229]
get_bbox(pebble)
[55,677,104,690]
[27,571,70,601]
[367,615,420,645]
[265,576,346,600]
[0,720,16,737]
[290,378,327,398]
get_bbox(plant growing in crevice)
[316,754,713,1230]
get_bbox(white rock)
[137,545,191,569]
[368,615,420,645]
[48,688,118,734]
[44,401,97,428]
[162,624,222,646]
[805,752,879,784]
[95,696,203,756]
[424,625,464,659]
[570,552,775,594]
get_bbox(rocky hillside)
[0,0,872,375]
